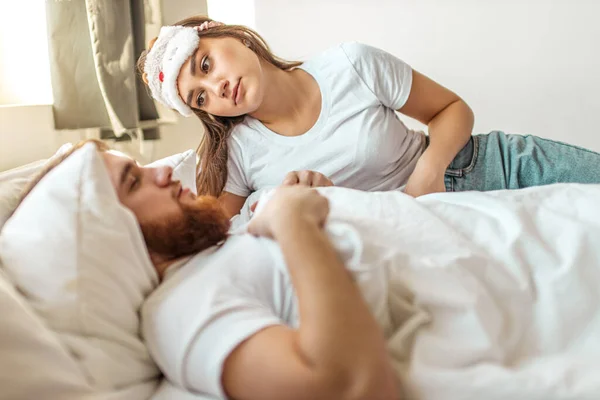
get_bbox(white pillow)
[146,149,198,195]
[0,176,31,230]
[0,144,159,395]
[0,269,94,400]
[0,146,197,233]
[0,143,72,230]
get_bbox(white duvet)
[251,184,600,400]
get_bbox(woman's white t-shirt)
[223,42,427,197]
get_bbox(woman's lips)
[233,79,242,105]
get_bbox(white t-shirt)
[224,42,426,197]
[141,236,298,399]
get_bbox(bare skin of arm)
[218,191,247,218]
[399,70,475,197]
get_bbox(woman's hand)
[404,156,447,197]
[282,170,334,188]
[248,186,330,239]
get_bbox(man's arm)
[222,187,399,400]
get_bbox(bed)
[4,147,600,400]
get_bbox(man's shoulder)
[142,236,277,322]
[140,235,283,389]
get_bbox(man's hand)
[404,156,447,197]
[282,170,334,188]
[248,186,330,239]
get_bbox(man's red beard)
[140,196,230,260]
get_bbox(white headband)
[143,26,199,117]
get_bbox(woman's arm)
[399,70,475,196]
[222,187,399,400]
[218,191,247,218]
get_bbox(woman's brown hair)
[136,15,301,197]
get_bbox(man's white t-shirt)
[224,42,426,197]
[141,236,298,399]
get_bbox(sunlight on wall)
[0,0,53,105]
[207,0,255,28]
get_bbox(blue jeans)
[442,131,600,192]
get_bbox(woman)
[137,15,600,217]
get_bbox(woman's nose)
[212,79,228,98]
[220,80,229,98]
[153,165,173,187]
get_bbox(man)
[19,141,600,400]
[18,140,399,400]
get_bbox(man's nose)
[152,165,173,187]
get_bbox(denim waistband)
[424,135,476,172]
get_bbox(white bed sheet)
[324,184,600,400]
[230,183,600,400]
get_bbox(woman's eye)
[201,56,211,73]
[197,91,206,107]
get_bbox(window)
[207,0,255,28]
[0,0,53,105]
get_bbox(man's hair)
[16,139,110,211]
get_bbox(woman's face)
[176,36,265,117]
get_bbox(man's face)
[101,151,230,266]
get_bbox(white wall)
[3,0,599,171]
[207,0,256,28]
[0,106,82,170]
[253,0,600,150]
